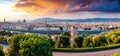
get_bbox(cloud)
[14,0,120,14]
[14,0,94,14]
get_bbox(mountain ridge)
[32,18,120,22]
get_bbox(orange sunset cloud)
[14,0,93,14]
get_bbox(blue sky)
[0,0,15,5]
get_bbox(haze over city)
[1,0,120,22]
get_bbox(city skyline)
[1,0,120,22]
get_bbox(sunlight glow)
[0,2,30,21]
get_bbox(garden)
[0,28,120,56]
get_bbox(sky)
[1,0,120,22]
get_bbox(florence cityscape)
[1,0,120,56]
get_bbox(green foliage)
[49,39,55,47]
[59,27,63,31]
[92,36,101,47]
[113,36,120,44]
[51,28,120,52]
[19,36,52,56]
[53,35,60,48]
[61,32,70,36]
[53,35,70,48]
[59,35,70,48]
[82,33,90,37]
[0,36,7,43]
[92,35,107,47]
[82,36,93,47]
[0,45,4,56]
[0,31,12,36]
[52,28,120,49]
[98,32,107,44]
[74,35,84,48]
[7,34,52,56]
[106,28,120,45]
[52,43,120,52]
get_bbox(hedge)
[52,43,120,52]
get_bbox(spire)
[23,19,26,23]
[4,18,6,23]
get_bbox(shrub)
[49,39,55,47]
[53,35,70,48]
[74,35,84,48]
[0,36,7,43]
[52,43,120,52]
[7,34,52,56]
[60,32,70,36]
[105,28,120,45]
[82,36,93,47]
[0,45,4,56]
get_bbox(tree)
[52,35,60,48]
[49,39,55,47]
[0,31,12,36]
[61,32,70,36]
[59,26,63,31]
[74,35,84,48]
[98,33,107,45]
[0,36,7,43]
[82,33,90,37]
[113,36,120,44]
[19,36,52,56]
[106,30,116,45]
[0,45,4,56]
[92,34,107,47]
[105,28,120,45]
[7,34,52,56]
[53,35,70,48]
[7,34,25,56]
[82,36,93,47]
[59,35,70,48]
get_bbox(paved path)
[53,48,120,56]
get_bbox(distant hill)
[32,18,120,22]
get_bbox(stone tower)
[70,26,75,48]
